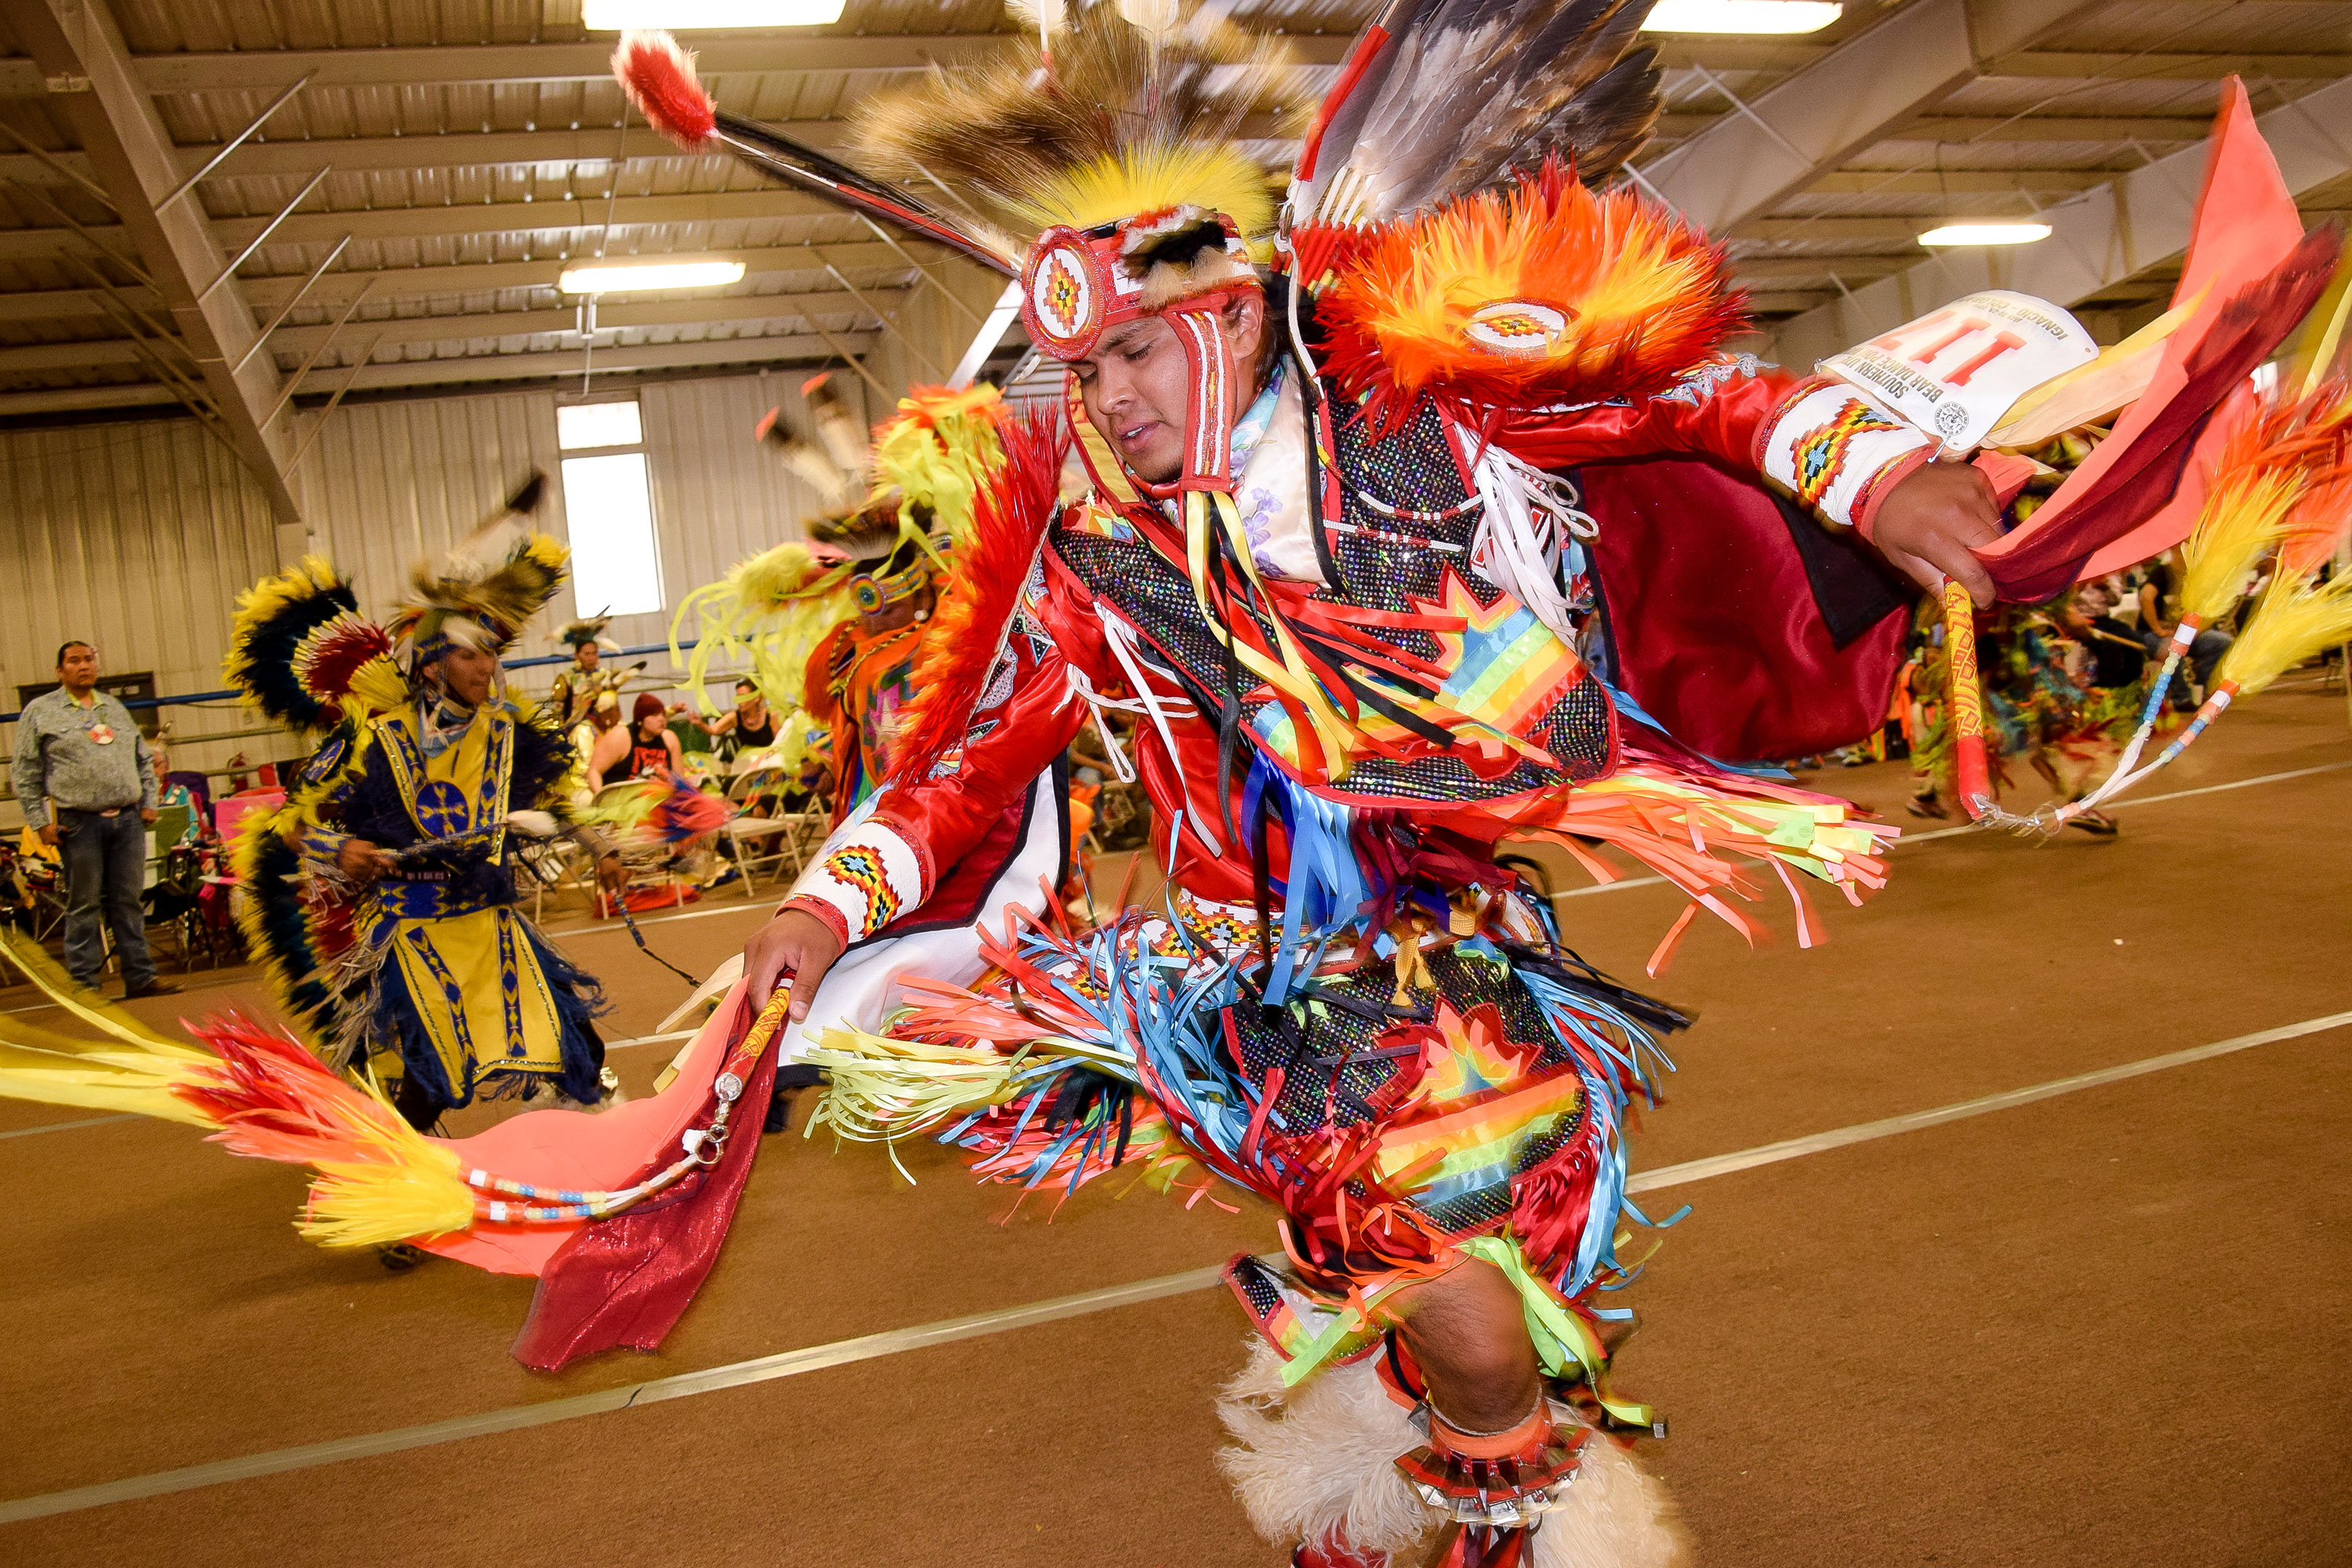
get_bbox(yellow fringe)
[299,1145,474,1247]
[0,1040,218,1126]
[2182,469,2300,626]
[800,1028,1025,1144]
[0,929,199,1054]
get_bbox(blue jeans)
[57,808,155,992]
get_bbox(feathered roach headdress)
[557,612,619,653]
[617,2,1296,372]
[383,474,569,663]
[851,0,1297,354]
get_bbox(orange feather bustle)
[2271,379,2352,575]
[884,412,1072,793]
[1310,158,1745,435]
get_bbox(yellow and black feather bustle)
[223,560,397,732]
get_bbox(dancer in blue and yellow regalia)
[225,477,627,1132]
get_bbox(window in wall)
[557,398,663,617]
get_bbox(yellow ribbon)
[1182,488,1364,779]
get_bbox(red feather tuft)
[612,31,715,148]
[885,412,1070,792]
[173,1014,412,1167]
[292,614,393,704]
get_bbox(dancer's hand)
[596,852,627,895]
[336,837,394,883]
[745,906,841,1021]
[1871,457,2001,604]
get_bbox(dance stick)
[1942,581,1998,820]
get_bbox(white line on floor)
[4,754,2349,1140]
[1624,1008,2352,1192]
[4,1004,2343,1526]
[0,1112,138,1142]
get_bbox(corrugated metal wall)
[0,417,281,779]
[0,367,862,796]
[296,369,865,678]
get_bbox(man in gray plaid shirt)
[10,642,176,999]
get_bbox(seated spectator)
[2067,578,2150,691]
[589,692,685,790]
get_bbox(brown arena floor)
[2,685,2348,1567]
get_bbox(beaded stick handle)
[1942,580,1996,818]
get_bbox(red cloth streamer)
[510,993,779,1372]
[1977,79,2328,601]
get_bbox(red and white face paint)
[1021,214,1260,498]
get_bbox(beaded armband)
[1755,375,1936,539]
[779,817,929,945]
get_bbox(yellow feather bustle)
[670,542,858,714]
[873,385,1009,542]
[673,385,1009,721]
[2180,470,2298,626]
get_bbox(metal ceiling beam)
[1740,292,1831,314]
[1643,0,2112,236]
[1989,52,2352,81]
[286,331,877,396]
[0,288,908,374]
[0,187,853,263]
[1770,74,2352,368]
[0,329,877,416]
[212,187,837,246]
[1734,218,1959,240]
[0,34,1356,96]
[1805,169,2128,194]
[0,381,182,416]
[1733,256,1915,281]
[16,0,301,534]
[2,114,1297,188]
[1873,114,2237,144]
[1646,113,2225,147]
[243,241,937,305]
[0,240,946,321]
[0,38,2333,102]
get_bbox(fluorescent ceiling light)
[558,259,747,295]
[582,0,845,27]
[1917,222,2053,247]
[1642,1,1841,34]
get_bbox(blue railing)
[0,641,698,725]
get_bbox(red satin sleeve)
[1490,362,1799,472]
[864,627,1088,886]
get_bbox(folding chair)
[710,761,804,898]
